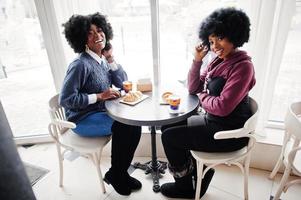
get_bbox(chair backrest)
[48,94,69,135]
[49,94,65,120]
[243,97,259,133]
[214,97,259,140]
[285,101,301,141]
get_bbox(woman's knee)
[161,129,170,146]
[133,126,142,134]
[161,127,180,147]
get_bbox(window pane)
[159,0,238,84]
[268,3,301,122]
[0,0,55,137]
[54,0,153,81]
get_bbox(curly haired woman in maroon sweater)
[160,7,256,199]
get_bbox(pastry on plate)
[123,91,143,102]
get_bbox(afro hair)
[199,7,250,48]
[63,12,113,53]
[63,14,91,53]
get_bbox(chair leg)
[284,179,301,192]
[270,132,290,180]
[273,165,292,200]
[56,144,64,187]
[243,156,251,200]
[93,152,106,194]
[269,156,283,180]
[195,161,204,200]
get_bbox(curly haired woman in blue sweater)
[60,13,141,196]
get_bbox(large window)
[0,0,299,143]
[54,0,153,82]
[269,1,301,122]
[159,0,239,84]
[0,0,55,138]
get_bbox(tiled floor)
[18,143,301,200]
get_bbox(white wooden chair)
[191,97,258,200]
[48,94,111,193]
[269,101,301,200]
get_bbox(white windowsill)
[255,127,284,146]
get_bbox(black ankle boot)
[161,182,195,198]
[161,168,215,199]
[191,160,215,198]
[127,174,142,191]
[104,170,131,195]
[160,174,195,198]
[198,168,215,198]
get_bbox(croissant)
[123,91,143,102]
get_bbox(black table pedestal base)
[133,160,167,192]
[133,126,167,192]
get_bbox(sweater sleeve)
[59,60,90,109]
[110,63,128,88]
[199,61,255,116]
[187,60,207,94]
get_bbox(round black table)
[105,84,199,192]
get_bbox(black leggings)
[161,115,248,168]
[110,121,141,174]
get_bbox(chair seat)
[60,129,111,153]
[191,147,247,164]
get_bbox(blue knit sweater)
[59,52,127,123]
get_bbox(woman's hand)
[102,45,114,63]
[97,88,121,101]
[194,43,209,62]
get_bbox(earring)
[85,44,89,52]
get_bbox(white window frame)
[34,0,67,92]
[150,0,161,86]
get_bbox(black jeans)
[110,121,141,174]
[161,114,248,169]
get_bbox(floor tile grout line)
[210,184,244,199]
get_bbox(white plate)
[119,94,149,106]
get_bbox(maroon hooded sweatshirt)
[188,50,256,119]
